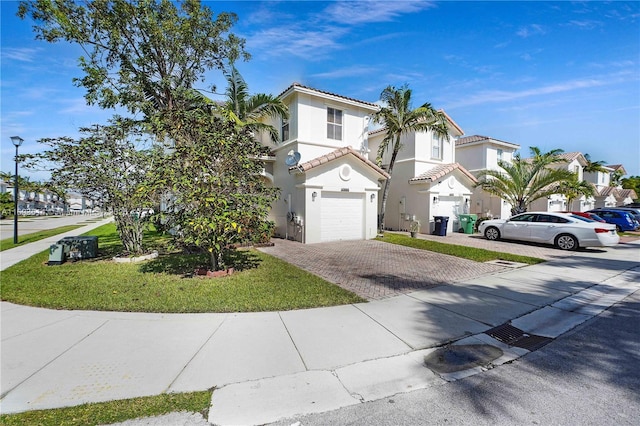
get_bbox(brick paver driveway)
[259,239,509,300]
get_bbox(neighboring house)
[66,191,97,213]
[1,182,67,214]
[455,135,520,219]
[366,112,477,234]
[584,164,636,207]
[258,83,388,244]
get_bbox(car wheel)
[556,234,578,251]
[616,225,622,232]
[484,227,500,241]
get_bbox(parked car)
[592,206,640,216]
[560,211,606,222]
[478,212,619,250]
[604,207,640,223]
[587,209,640,232]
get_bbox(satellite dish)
[285,150,301,167]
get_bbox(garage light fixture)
[370,193,375,202]
[312,191,317,201]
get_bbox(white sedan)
[478,212,619,250]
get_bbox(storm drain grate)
[485,323,553,352]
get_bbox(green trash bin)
[459,214,478,234]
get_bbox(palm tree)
[557,176,596,210]
[476,147,576,215]
[583,153,607,174]
[373,84,449,232]
[219,64,288,143]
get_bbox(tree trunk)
[379,141,400,232]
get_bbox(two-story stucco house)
[258,84,389,244]
[455,135,520,219]
[584,164,637,207]
[366,113,477,235]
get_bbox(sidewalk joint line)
[278,311,309,371]
[164,314,229,393]
[0,318,110,400]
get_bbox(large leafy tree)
[18,0,247,118]
[157,110,279,271]
[373,84,449,232]
[476,147,576,215]
[24,119,160,254]
[218,64,288,143]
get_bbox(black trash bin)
[433,216,449,236]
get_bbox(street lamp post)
[11,136,24,244]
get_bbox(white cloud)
[311,66,378,79]
[247,25,347,60]
[516,24,546,38]
[446,72,637,109]
[324,0,436,25]
[1,48,39,62]
[567,19,603,29]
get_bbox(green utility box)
[57,236,99,260]
[459,214,478,234]
[48,243,66,265]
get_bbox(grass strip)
[1,223,365,312]
[0,390,211,426]
[377,233,544,265]
[0,225,85,252]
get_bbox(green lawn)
[1,223,364,312]
[377,233,545,264]
[0,225,85,252]
[0,391,211,426]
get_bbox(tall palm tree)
[583,153,607,174]
[219,64,288,143]
[557,175,596,210]
[373,84,449,232]
[476,147,576,215]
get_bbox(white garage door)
[320,192,364,242]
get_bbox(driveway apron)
[259,239,508,300]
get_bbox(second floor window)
[431,133,442,160]
[281,119,289,142]
[497,149,503,161]
[327,107,342,140]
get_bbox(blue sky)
[2,1,639,181]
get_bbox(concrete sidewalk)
[1,235,638,424]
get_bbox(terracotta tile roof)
[606,164,626,173]
[599,186,617,197]
[277,83,379,108]
[289,146,390,179]
[556,152,587,164]
[617,188,638,199]
[409,162,478,184]
[456,135,520,148]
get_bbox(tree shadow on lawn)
[138,248,262,276]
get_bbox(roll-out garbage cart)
[433,216,449,236]
[459,214,478,234]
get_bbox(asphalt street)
[269,289,640,426]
